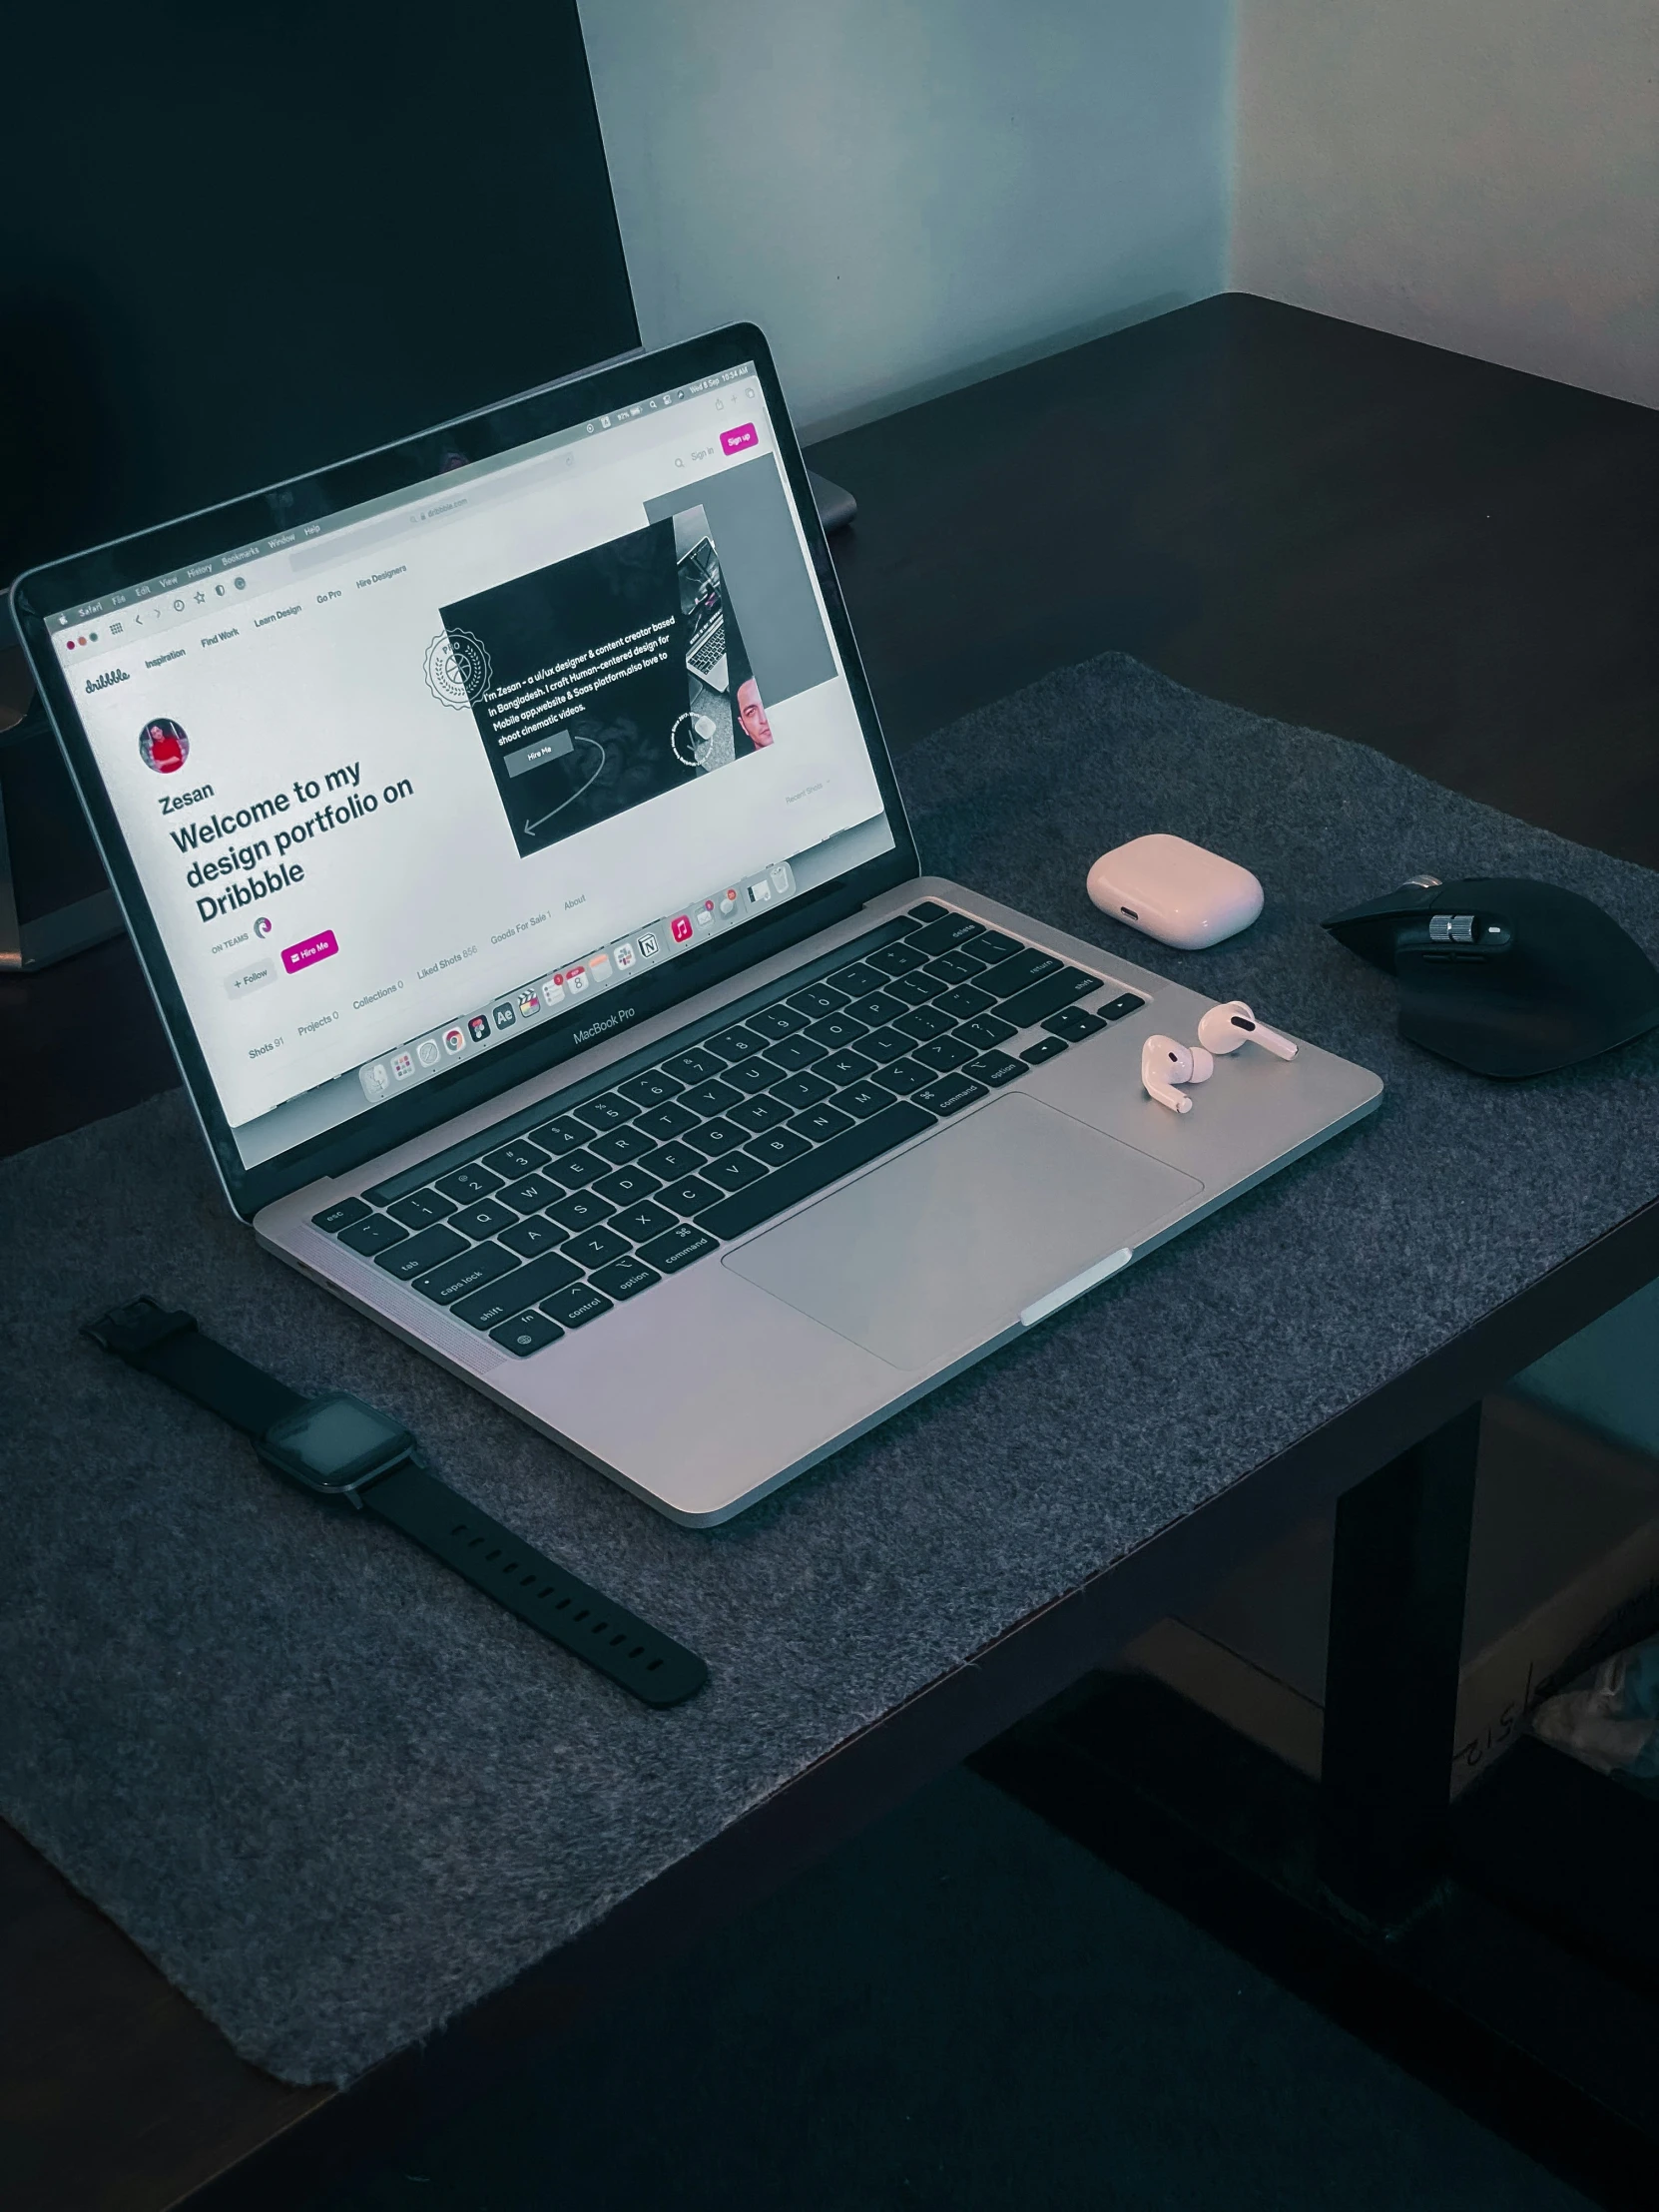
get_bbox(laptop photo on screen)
[13,325,1382,1524]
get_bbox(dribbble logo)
[422,629,493,709]
[139,718,190,774]
[85,667,131,694]
[254,916,274,937]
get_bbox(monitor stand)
[809,471,857,534]
[0,682,123,972]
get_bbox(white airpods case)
[1086,833,1264,950]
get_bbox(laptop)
[13,323,1382,1525]
[678,532,729,694]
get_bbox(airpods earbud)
[1195,1000,1298,1060]
[1141,1034,1214,1113]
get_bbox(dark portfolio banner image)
[445,546,729,859]
[435,455,838,859]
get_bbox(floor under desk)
[976,1393,1659,2212]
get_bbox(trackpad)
[723,1094,1203,1373]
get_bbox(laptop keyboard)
[310,902,1145,1360]
[686,621,727,679]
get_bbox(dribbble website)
[54,374,894,1166]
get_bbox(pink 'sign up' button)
[282,929,338,973]
[720,422,758,455]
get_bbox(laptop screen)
[38,355,897,1172]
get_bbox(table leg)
[1318,1403,1481,1930]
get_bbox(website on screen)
[53,369,893,1162]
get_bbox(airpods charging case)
[1086,833,1264,951]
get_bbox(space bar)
[696,1101,937,1240]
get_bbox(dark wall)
[1,0,639,585]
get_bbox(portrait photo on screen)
[437,504,764,859]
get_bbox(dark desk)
[6,295,1658,2210]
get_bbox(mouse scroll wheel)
[1428,913,1477,944]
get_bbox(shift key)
[451,1249,585,1330]
[996,967,1099,1029]
[411,1242,521,1305]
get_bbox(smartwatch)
[84,1298,707,1708]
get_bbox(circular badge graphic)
[423,629,493,710]
[670,711,717,769]
[139,718,190,774]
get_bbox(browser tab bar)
[41,363,764,631]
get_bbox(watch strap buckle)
[85,1298,198,1361]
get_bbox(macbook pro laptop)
[13,324,1382,1524]
[678,533,729,693]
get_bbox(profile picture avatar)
[139,718,190,775]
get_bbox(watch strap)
[362,1460,708,1708]
[87,1300,709,1707]
[86,1299,307,1435]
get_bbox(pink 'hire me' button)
[720,422,758,455]
[282,929,338,973]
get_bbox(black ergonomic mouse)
[1322,874,1659,1077]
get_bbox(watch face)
[263,1394,416,1491]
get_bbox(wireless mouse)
[1322,874,1659,1077]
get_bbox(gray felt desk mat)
[6,654,1659,2086]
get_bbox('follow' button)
[282,928,338,974]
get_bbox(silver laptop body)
[15,324,1382,1526]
